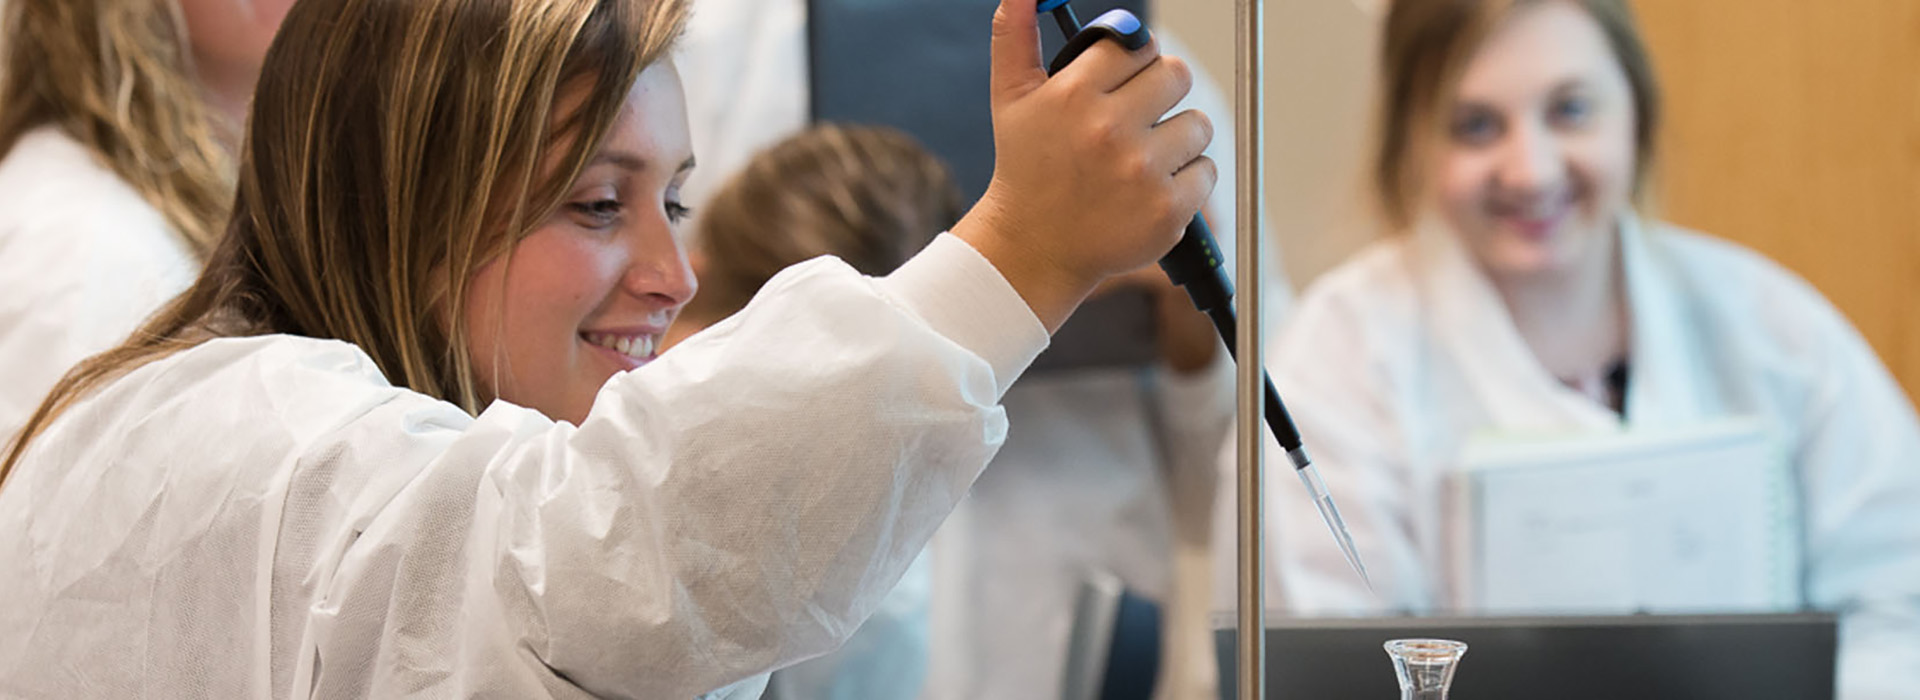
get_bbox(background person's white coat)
[0,127,198,444]
[0,236,1048,699]
[1239,216,1920,699]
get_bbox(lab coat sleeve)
[1780,287,1920,699]
[765,550,933,700]
[308,234,1048,699]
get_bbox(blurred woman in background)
[1248,0,1920,695]
[662,124,958,350]
[0,0,291,442]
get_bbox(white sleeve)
[305,234,1047,699]
[765,550,933,699]
[1788,295,1920,699]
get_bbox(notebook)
[1453,419,1800,614]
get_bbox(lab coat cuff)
[880,233,1049,397]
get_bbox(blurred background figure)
[662,122,961,700]
[673,1,1264,697]
[663,124,957,349]
[1237,0,1920,697]
[0,0,291,442]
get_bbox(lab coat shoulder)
[1652,225,1855,364]
[1649,224,1907,424]
[11,333,438,566]
[1273,237,1425,417]
[0,127,198,439]
[0,126,196,328]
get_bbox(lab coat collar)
[1412,213,1708,435]
[1616,215,1714,427]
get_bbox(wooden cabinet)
[1630,0,1920,400]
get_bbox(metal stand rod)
[1232,0,1266,698]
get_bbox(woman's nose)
[1494,121,1567,196]
[622,223,698,308]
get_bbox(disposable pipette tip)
[1296,463,1372,591]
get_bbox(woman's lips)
[581,330,659,369]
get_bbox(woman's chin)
[1482,241,1573,280]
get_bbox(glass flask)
[1383,638,1467,700]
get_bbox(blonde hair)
[3,0,689,484]
[1374,0,1661,230]
[0,0,234,256]
[693,124,959,317]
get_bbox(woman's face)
[1432,0,1639,280]
[464,62,699,424]
[177,0,296,81]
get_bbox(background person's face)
[1431,0,1639,281]
[177,0,296,81]
[463,63,699,424]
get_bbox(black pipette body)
[1050,4,1081,39]
[1045,4,1310,468]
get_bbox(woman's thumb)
[990,0,1046,105]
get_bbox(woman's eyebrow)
[587,153,697,175]
[590,152,648,171]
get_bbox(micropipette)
[1038,0,1371,589]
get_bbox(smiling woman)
[0,0,1219,695]
[1239,0,1920,696]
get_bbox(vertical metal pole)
[1233,0,1266,698]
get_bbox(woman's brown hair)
[0,0,236,256]
[3,0,689,484]
[1373,0,1660,230]
[691,124,960,318]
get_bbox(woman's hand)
[953,0,1216,333]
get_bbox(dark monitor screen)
[1214,613,1838,700]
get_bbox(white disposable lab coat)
[0,234,1050,699]
[1246,216,1920,698]
[0,127,198,444]
[677,3,1266,698]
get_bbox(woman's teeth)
[584,332,656,360]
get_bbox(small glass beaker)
[1384,638,1467,700]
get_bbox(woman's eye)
[568,199,623,227]
[1550,95,1593,127]
[1451,109,1502,146]
[666,201,693,225]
